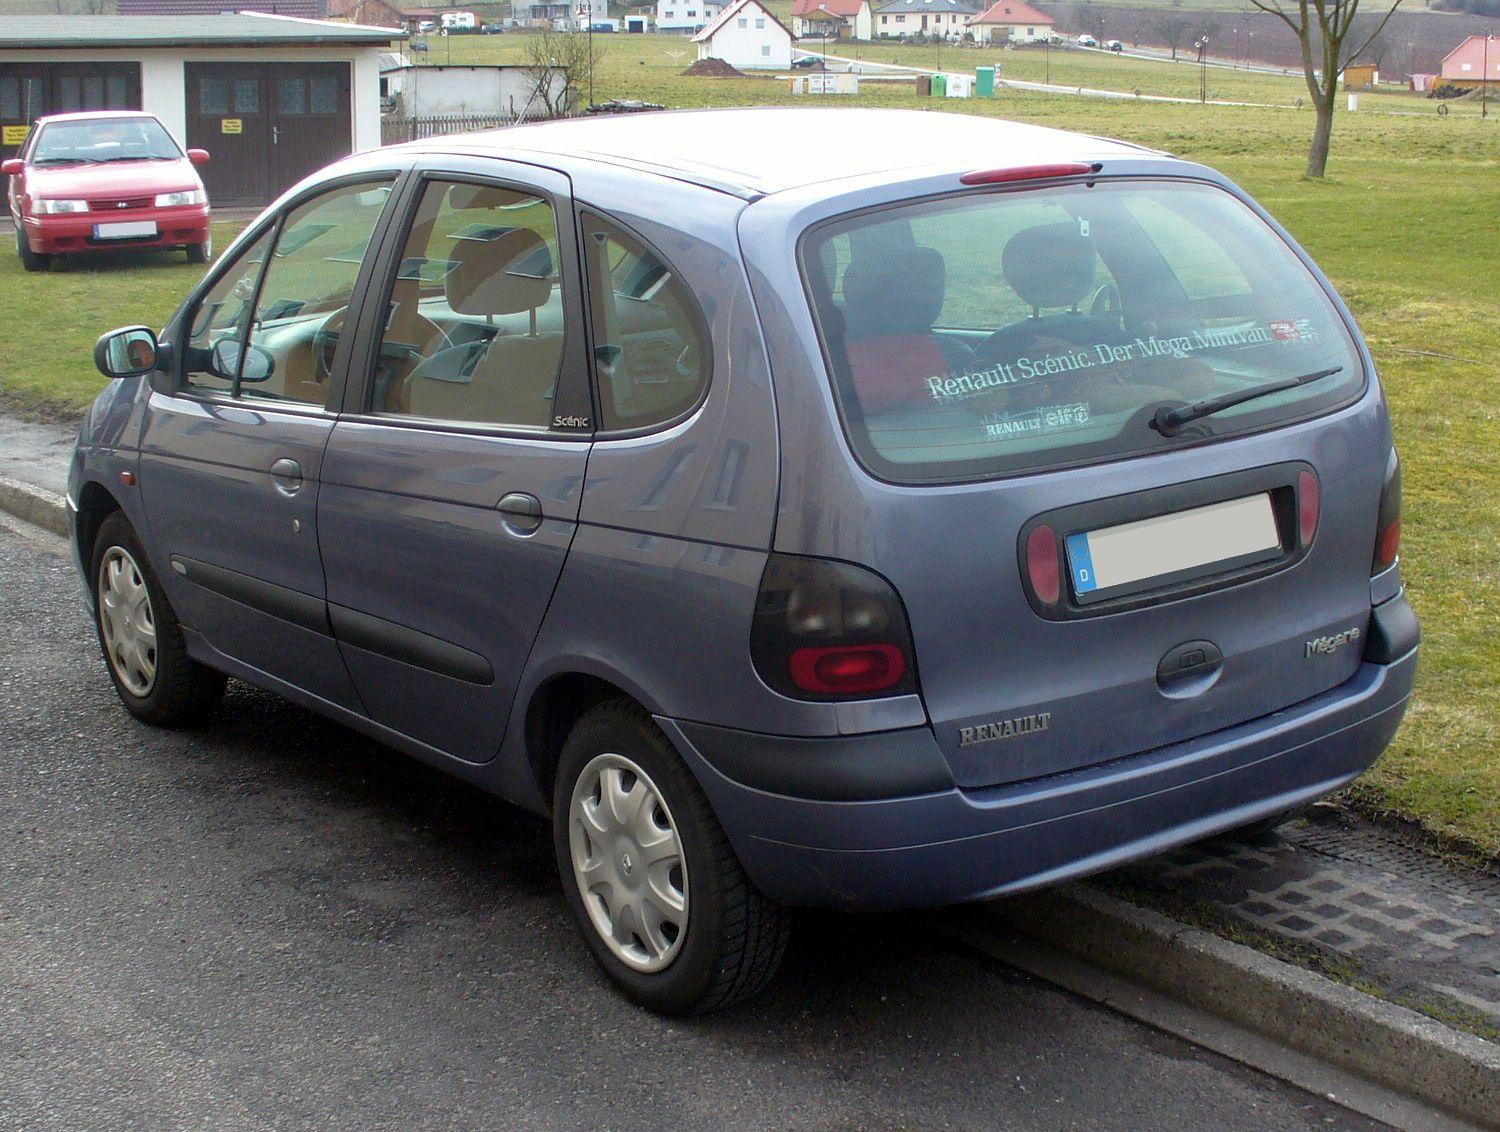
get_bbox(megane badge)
[1305,626,1361,658]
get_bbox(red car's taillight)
[751,554,918,701]
[1373,449,1403,574]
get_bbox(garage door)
[0,63,141,160]
[184,62,352,206]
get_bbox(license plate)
[93,221,157,240]
[1066,493,1281,599]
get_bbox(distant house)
[872,0,979,41]
[658,0,725,34]
[1341,63,1378,90]
[790,0,871,41]
[1439,35,1499,90]
[384,62,565,116]
[966,0,1052,44]
[693,0,792,68]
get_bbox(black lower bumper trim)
[1364,591,1419,665]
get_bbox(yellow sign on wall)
[2,124,30,147]
[220,118,243,135]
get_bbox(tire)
[553,699,791,1015]
[186,235,212,265]
[15,224,50,272]
[91,511,224,727]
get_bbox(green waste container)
[976,66,995,97]
[917,74,932,97]
[930,73,948,97]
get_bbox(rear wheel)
[15,224,50,272]
[91,511,224,727]
[186,234,212,265]
[553,699,791,1015]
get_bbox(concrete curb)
[0,475,69,538]
[969,884,1500,1128]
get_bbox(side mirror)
[0,158,23,177]
[94,326,159,379]
[209,338,276,384]
[186,148,210,166]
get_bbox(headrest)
[1002,222,1096,311]
[445,227,554,317]
[840,246,946,339]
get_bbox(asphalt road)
[0,518,1384,1131]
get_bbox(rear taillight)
[1297,470,1320,547]
[750,554,918,701]
[1373,449,1402,574]
[1025,524,1062,605]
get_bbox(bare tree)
[1153,12,1191,59]
[1245,0,1405,177]
[520,27,605,117]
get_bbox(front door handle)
[270,457,304,496]
[497,492,543,536]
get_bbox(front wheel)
[91,511,224,727]
[186,234,213,265]
[553,700,791,1015]
[15,224,50,272]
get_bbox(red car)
[3,110,212,272]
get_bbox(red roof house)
[967,0,1052,44]
[1440,35,1499,88]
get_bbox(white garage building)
[0,13,402,204]
[693,0,794,71]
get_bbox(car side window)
[182,227,275,395]
[581,212,709,431]
[180,180,392,403]
[239,183,393,408]
[369,179,565,429]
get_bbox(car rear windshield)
[801,180,1363,484]
[31,118,182,165]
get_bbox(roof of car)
[403,108,1156,198]
[34,110,164,126]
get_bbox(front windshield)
[801,180,1364,484]
[31,117,182,165]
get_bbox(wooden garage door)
[184,62,352,206]
[0,62,141,160]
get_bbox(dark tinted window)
[582,212,709,431]
[801,180,1363,484]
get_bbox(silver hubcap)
[568,753,688,973]
[98,546,157,697]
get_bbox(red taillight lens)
[751,554,919,702]
[789,643,906,695]
[1372,449,1403,574]
[960,162,1096,185]
[1297,470,1320,546]
[1025,524,1061,605]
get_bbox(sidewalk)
[1104,804,1499,1037]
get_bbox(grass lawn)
[0,55,1495,855]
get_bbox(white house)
[965,0,1053,45]
[657,0,724,34]
[439,10,476,29]
[693,0,793,68]
[871,0,980,41]
[790,0,872,41]
[0,13,400,204]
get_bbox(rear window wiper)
[1151,366,1343,437]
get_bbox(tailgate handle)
[1157,639,1223,689]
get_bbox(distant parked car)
[3,110,211,272]
[1106,39,1123,52]
[481,21,504,33]
[791,54,823,69]
[1077,34,1098,46]
[589,21,617,31]
[77,107,1417,1016]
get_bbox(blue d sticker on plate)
[1065,532,1097,595]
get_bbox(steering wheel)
[1089,283,1121,319]
[972,313,1124,368]
[313,308,454,382]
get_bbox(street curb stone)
[0,475,69,538]
[979,883,1500,1128]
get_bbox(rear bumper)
[24,205,209,254]
[662,595,1418,911]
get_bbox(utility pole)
[1196,35,1208,102]
[1484,31,1492,120]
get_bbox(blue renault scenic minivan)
[73,109,1417,1014]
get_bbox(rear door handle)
[270,457,304,496]
[497,492,543,536]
